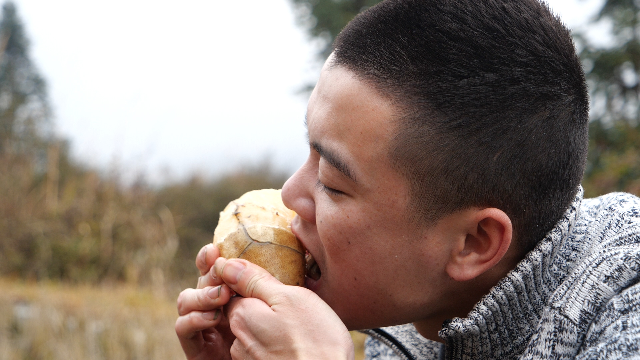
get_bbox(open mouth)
[305,251,322,281]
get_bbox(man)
[175,0,640,358]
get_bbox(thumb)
[214,257,285,304]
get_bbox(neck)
[413,250,523,342]
[412,287,482,342]
[413,320,445,343]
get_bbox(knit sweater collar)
[438,188,584,358]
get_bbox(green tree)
[291,0,383,61]
[579,0,640,196]
[0,1,51,156]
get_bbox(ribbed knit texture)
[364,188,640,359]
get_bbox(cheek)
[316,204,380,268]
[316,202,358,242]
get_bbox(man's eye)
[316,180,344,196]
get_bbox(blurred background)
[0,0,638,358]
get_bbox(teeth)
[305,252,321,281]
[305,252,314,272]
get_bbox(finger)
[196,244,219,276]
[196,252,226,289]
[177,285,232,316]
[228,323,267,360]
[175,309,224,340]
[225,295,273,335]
[214,258,285,304]
[196,269,225,289]
[230,338,250,360]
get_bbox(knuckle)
[186,311,202,330]
[176,289,190,314]
[227,304,239,325]
[227,304,246,329]
[244,339,261,358]
[174,315,191,337]
[244,272,267,298]
[230,340,243,359]
[176,288,212,316]
[231,337,259,359]
[195,290,207,309]
[271,290,294,306]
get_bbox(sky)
[11,0,606,184]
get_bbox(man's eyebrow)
[311,141,358,183]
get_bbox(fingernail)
[208,286,222,299]
[222,260,245,285]
[212,257,225,281]
[213,309,220,320]
[209,266,217,282]
[202,311,216,321]
[199,244,209,263]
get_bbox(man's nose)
[282,163,316,224]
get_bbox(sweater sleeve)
[576,281,640,359]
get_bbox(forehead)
[306,65,399,181]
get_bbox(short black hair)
[332,0,589,253]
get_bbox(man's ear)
[445,208,512,282]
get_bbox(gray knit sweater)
[363,188,640,359]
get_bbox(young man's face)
[281,61,456,330]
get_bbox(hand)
[215,257,355,360]
[175,244,236,360]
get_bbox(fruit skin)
[213,189,305,286]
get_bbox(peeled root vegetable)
[213,189,305,286]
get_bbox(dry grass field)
[0,151,367,359]
[0,279,184,359]
[0,279,367,360]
